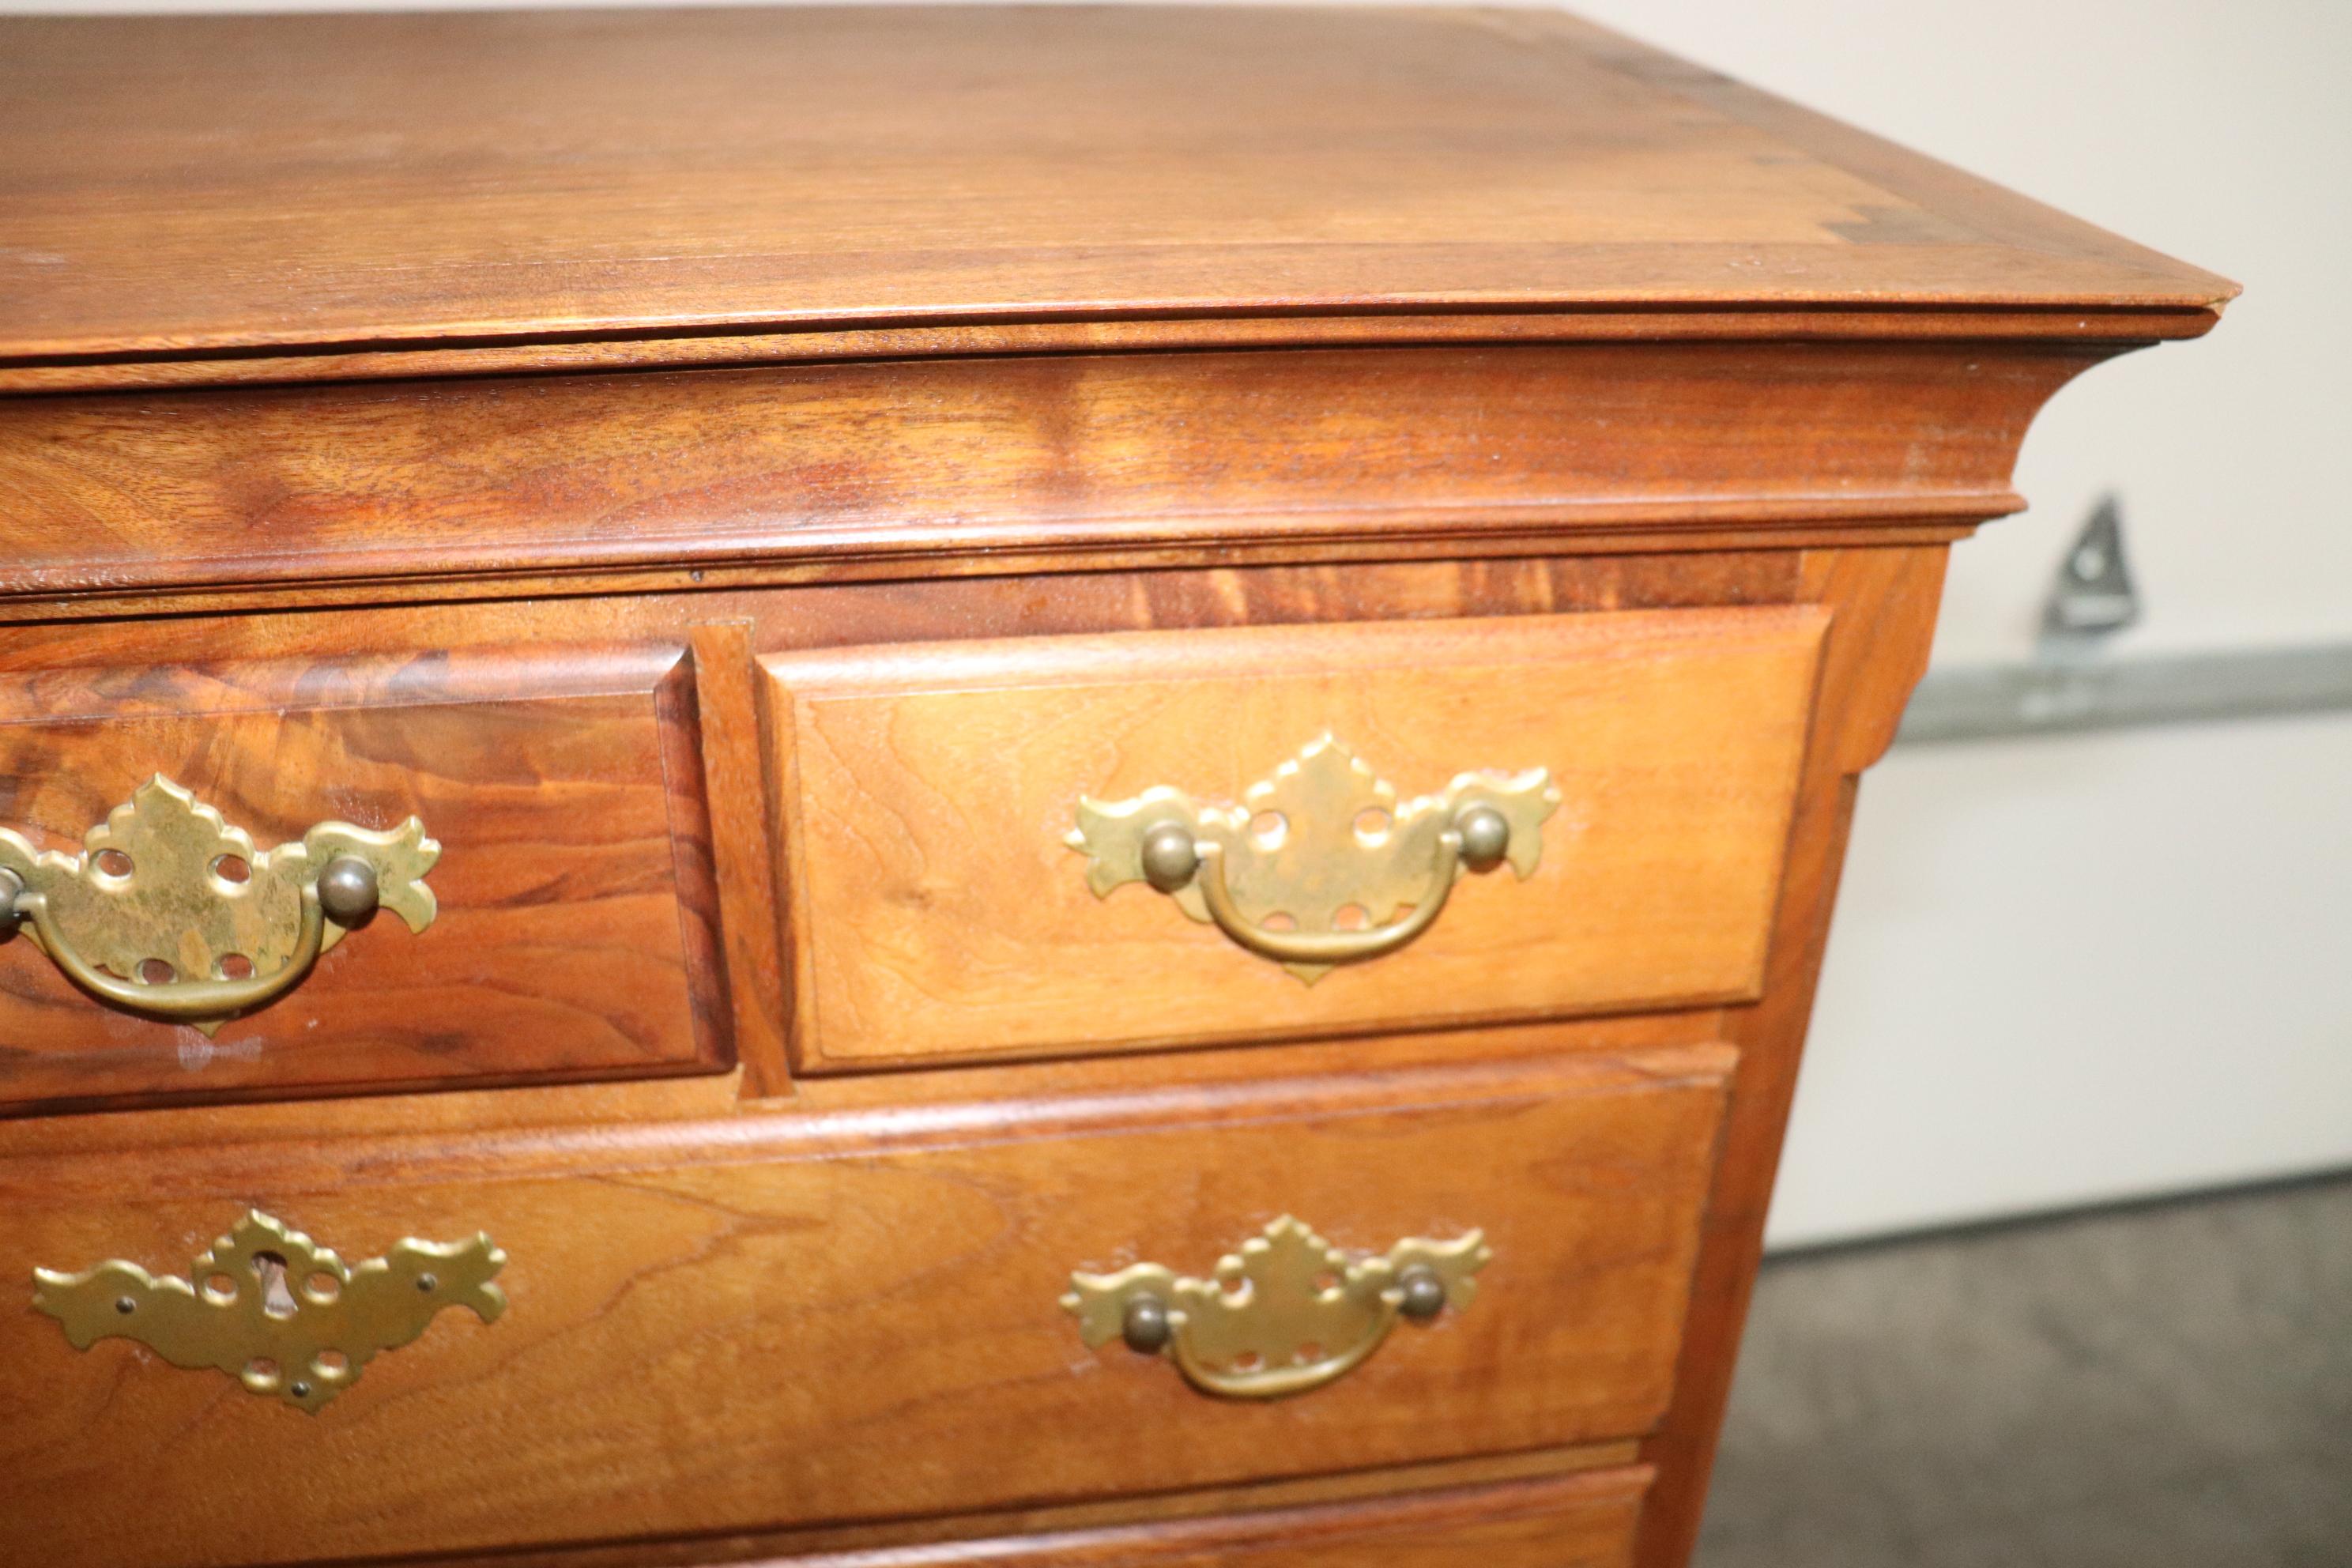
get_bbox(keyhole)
[252,1251,299,1320]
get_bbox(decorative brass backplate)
[0,775,438,1033]
[1063,1216,1490,1400]
[32,1209,504,1413]
[1068,734,1559,980]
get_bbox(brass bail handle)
[2,858,376,1023]
[1063,1216,1491,1400]
[1134,805,1507,968]
[0,776,439,1034]
[1067,735,1560,982]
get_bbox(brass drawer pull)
[0,775,437,1034]
[1069,734,1557,982]
[33,1209,505,1413]
[1063,1216,1489,1400]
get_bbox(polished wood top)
[0,6,2232,382]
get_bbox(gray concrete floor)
[1697,1174,2352,1568]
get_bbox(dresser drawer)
[764,607,1825,1069]
[0,643,726,1114]
[0,1044,1726,1566]
[769,1467,1653,1568]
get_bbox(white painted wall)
[1777,718,2352,1247]
[1567,0,2352,664]
[1558,0,2352,1246]
[11,0,2345,1244]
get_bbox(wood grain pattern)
[0,1046,1728,1568]
[690,621,795,1099]
[1630,546,1951,1567]
[0,341,2105,611]
[764,609,1823,1068]
[0,643,730,1114]
[0,1009,1728,1174]
[720,1466,1653,1567]
[0,556,1804,1114]
[0,13,2240,1561]
[435,1446,1646,1567]
[0,6,2229,379]
[0,558,1811,677]
[0,309,2222,400]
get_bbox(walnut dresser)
[0,9,2232,1567]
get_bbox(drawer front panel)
[764,608,1825,1069]
[0,645,725,1112]
[0,1046,1727,1566]
[774,1468,1653,1567]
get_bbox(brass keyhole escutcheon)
[33,1210,504,1413]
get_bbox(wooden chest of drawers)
[0,9,2230,1566]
